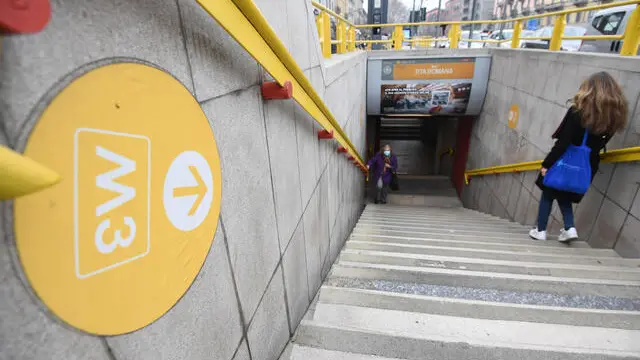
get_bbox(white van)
[579,5,640,55]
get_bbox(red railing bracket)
[261,80,293,100]
[317,129,334,140]
[347,155,355,160]
[0,0,50,33]
[337,146,348,153]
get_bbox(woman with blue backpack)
[529,72,628,242]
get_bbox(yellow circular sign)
[14,63,222,335]
[508,104,519,129]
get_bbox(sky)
[363,0,443,13]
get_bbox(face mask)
[383,150,391,157]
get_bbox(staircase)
[282,199,640,359]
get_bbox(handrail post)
[348,26,356,52]
[315,11,331,58]
[367,42,372,50]
[511,20,522,48]
[337,20,347,54]
[620,5,640,56]
[393,25,403,50]
[449,24,461,49]
[549,14,566,51]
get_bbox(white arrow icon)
[163,151,213,232]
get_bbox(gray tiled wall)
[462,49,640,258]
[0,0,367,359]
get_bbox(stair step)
[361,209,517,219]
[384,194,462,207]
[326,277,640,312]
[363,209,520,224]
[330,262,640,298]
[358,217,527,230]
[355,223,534,237]
[348,235,613,256]
[317,286,640,330]
[363,206,503,217]
[350,232,590,248]
[351,228,592,247]
[339,249,640,281]
[296,304,640,359]
[283,345,400,360]
[344,241,634,266]
[361,211,509,222]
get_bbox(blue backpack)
[543,130,592,195]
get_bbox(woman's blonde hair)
[572,72,628,135]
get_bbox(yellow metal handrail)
[312,0,640,55]
[464,146,640,184]
[197,0,365,168]
[312,1,359,58]
[0,145,61,200]
[312,1,354,27]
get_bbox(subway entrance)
[365,54,489,203]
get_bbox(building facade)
[460,0,496,30]
[318,0,337,12]
[348,0,368,24]
[494,0,600,29]
[442,0,464,21]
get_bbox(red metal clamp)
[0,0,50,33]
[261,80,293,100]
[337,146,348,153]
[347,155,355,161]
[317,129,334,140]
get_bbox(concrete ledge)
[489,48,640,74]
[318,286,640,330]
[324,52,367,87]
[367,49,492,59]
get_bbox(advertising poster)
[380,58,475,115]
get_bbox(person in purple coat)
[366,144,398,204]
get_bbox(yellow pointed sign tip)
[0,145,61,200]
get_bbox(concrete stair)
[282,201,640,360]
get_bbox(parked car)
[458,31,484,48]
[579,4,640,55]
[484,29,535,48]
[520,26,587,51]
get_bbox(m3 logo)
[74,128,150,278]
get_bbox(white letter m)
[95,146,136,217]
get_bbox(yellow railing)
[0,146,61,200]
[313,1,358,57]
[464,146,640,184]
[312,0,640,56]
[198,0,365,169]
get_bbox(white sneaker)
[558,227,579,242]
[529,228,547,241]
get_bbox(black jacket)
[535,107,612,203]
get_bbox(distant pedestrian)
[529,72,628,242]
[367,144,398,204]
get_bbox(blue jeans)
[537,190,574,231]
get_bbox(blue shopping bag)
[543,130,592,194]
